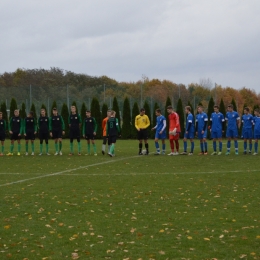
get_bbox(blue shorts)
[184,131,194,139]
[211,130,222,139]
[155,131,166,139]
[242,129,253,139]
[254,134,260,140]
[197,130,207,139]
[226,128,238,138]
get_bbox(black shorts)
[11,132,21,141]
[25,131,35,140]
[137,129,148,140]
[103,136,109,144]
[52,129,62,139]
[70,128,80,139]
[108,135,117,144]
[0,133,5,141]
[39,132,49,140]
[85,134,95,140]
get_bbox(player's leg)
[17,138,21,155]
[86,138,90,155]
[54,138,59,155]
[102,136,107,155]
[211,137,217,155]
[92,139,97,155]
[243,136,247,154]
[168,135,175,155]
[203,132,208,154]
[45,134,50,155]
[175,134,179,154]
[254,138,258,155]
[154,134,160,155]
[0,140,4,155]
[31,140,35,155]
[189,138,194,155]
[144,139,149,155]
[161,139,166,154]
[226,129,231,155]
[249,138,252,154]
[39,136,43,155]
[77,136,81,155]
[234,137,238,155]
[199,139,204,154]
[25,137,29,155]
[182,136,188,154]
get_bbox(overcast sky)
[1,0,260,92]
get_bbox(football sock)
[249,143,252,151]
[162,143,166,152]
[255,142,258,153]
[183,141,187,152]
[191,142,194,153]
[175,140,179,151]
[200,142,204,152]
[110,144,115,154]
[18,144,21,153]
[40,144,43,153]
[31,143,34,153]
[213,141,216,152]
[87,144,91,154]
[145,143,149,152]
[155,142,160,152]
[102,144,105,151]
[234,140,238,151]
[93,144,96,153]
[204,142,208,152]
[108,145,111,153]
[46,144,49,153]
[59,142,62,151]
[10,144,14,153]
[170,139,174,152]
[1,145,4,153]
[139,143,142,153]
[55,143,58,152]
[70,142,73,153]
[227,140,231,151]
[25,143,28,153]
[78,142,81,153]
[219,142,222,151]
[244,141,247,151]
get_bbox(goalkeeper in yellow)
[135,108,150,155]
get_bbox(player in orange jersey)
[167,106,181,155]
[102,110,111,155]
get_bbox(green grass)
[0,139,260,259]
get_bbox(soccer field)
[0,139,260,259]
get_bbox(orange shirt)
[168,112,181,132]
[102,117,109,136]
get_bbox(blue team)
[241,107,254,154]
[225,104,240,155]
[196,105,208,155]
[253,108,260,155]
[181,106,195,155]
[210,105,225,155]
[152,108,166,155]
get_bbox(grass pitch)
[0,139,260,260]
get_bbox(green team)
[0,111,7,156]
[24,111,37,155]
[69,105,82,155]
[106,110,120,157]
[38,108,50,155]
[7,109,23,156]
[49,107,65,155]
[82,110,97,155]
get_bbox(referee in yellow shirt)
[135,108,150,155]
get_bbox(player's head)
[254,108,260,116]
[86,110,91,117]
[197,105,203,113]
[167,106,173,114]
[14,109,19,117]
[107,110,111,117]
[140,108,145,115]
[110,110,115,117]
[28,111,34,118]
[214,105,219,113]
[41,108,46,117]
[0,112,2,119]
[71,106,76,113]
[185,106,191,114]
[244,107,249,114]
[227,104,233,112]
[155,108,161,116]
[52,107,58,116]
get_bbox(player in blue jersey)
[196,105,208,155]
[225,104,240,155]
[253,108,260,155]
[209,105,225,155]
[181,106,195,155]
[152,109,166,155]
[241,107,254,154]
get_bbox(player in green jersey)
[38,108,50,155]
[24,111,37,155]
[0,111,7,156]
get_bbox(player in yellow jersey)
[135,108,150,155]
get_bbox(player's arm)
[106,120,109,136]
[102,118,106,130]
[135,116,140,131]
[195,118,198,132]
[60,116,65,131]
[21,119,25,136]
[203,118,208,132]
[34,118,37,133]
[68,115,71,127]
[116,118,120,134]
[152,124,157,131]
[93,118,97,134]
[186,119,192,132]
[82,120,85,137]
[8,117,12,133]
[78,114,82,127]
[236,115,241,128]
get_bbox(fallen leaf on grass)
[239,254,247,259]
[204,238,210,241]
[187,236,192,240]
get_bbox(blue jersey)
[210,112,225,132]
[242,114,254,129]
[186,113,195,133]
[225,111,240,130]
[254,116,260,135]
[196,112,208,131]
[155,115,166,132]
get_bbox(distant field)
[0,139,260,259]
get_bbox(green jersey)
[83,117,97,135]
[0,119,6,134]
[106,117,120,136]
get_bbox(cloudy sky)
[1,0,260,92]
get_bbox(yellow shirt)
[135,114,150,130]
